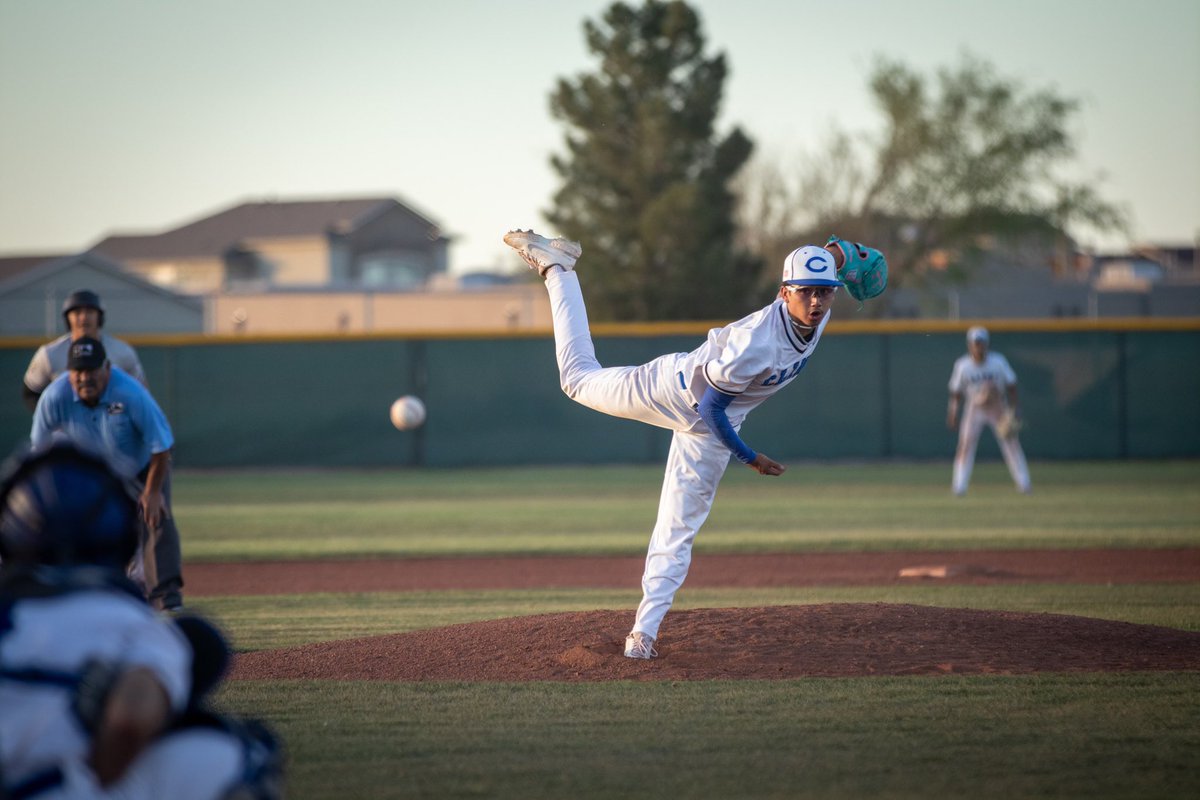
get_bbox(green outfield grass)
[174,460,1200,559]
[186,460,1199,799]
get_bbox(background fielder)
[22,289,147,412]
[504,229,886,659]
[947,325,1032,495]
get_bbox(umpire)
[29,336,186,611]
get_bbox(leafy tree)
[738,54,1127,314]
[546,0,760,321]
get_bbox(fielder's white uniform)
[24,333,146,395]
[0,581,253,799]
[948,351,1031,494]
[546,270,829,639]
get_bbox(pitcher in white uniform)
[504,230,887,659]
[946,325,1032,496]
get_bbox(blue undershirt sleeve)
[697,386,757,465]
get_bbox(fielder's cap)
[67,336,107,370]
[967,326,989,344]
[781,245,842,287]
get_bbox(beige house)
[91,196,450,294]
[206,284,552,335]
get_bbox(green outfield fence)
[2,319,1197,468]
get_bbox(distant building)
[205,283,550,336]
[1086,244,1200,317]
[456,271,522,289]
[879,225,1199,319]
[90,196,451,293]
[1133,243,1198,278]
[3,201,1193,337]
[0,251,203,337]
[1092,254,1165,291]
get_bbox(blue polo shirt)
[31,366,174,477]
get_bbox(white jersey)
[0,583,191,790]
[23,333,147,394]
[675,299,830,430]
[634,299,831,434]
[549,276,831,436]
[948,352,1017,408]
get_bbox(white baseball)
[389,395,426,430]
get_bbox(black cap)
[62,290,105,329]
[66,336,107,371]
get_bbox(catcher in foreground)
[946,326,1032,496]
[504,229,886,659]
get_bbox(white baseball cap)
[967,326,989,343]
[782,246,842,287]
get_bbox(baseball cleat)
[503,229,582,276]
[623,631,658,659]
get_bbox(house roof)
[0,250,202,310]
[0,253,68,283]
[90,196,442,260]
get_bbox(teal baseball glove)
[827,236,888,303]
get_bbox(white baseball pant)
[953,402,1031,494]
[546,271,732,640]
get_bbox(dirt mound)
[230,603,1200,682]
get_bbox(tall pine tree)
[546,1,759,321]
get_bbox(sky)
[1,0,1197,274]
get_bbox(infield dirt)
[211,548,1200,681]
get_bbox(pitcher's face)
[780,285,837,328]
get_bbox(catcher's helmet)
[62,289,105,329]
[781,245,842,287]
[0,441,139,570]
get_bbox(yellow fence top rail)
[2,317,1200,350]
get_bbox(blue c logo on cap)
[805,255,830,272]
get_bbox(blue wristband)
[697,386,757,464]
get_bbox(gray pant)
[136,469,184,610]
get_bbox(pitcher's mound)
[231,603,1200,682]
